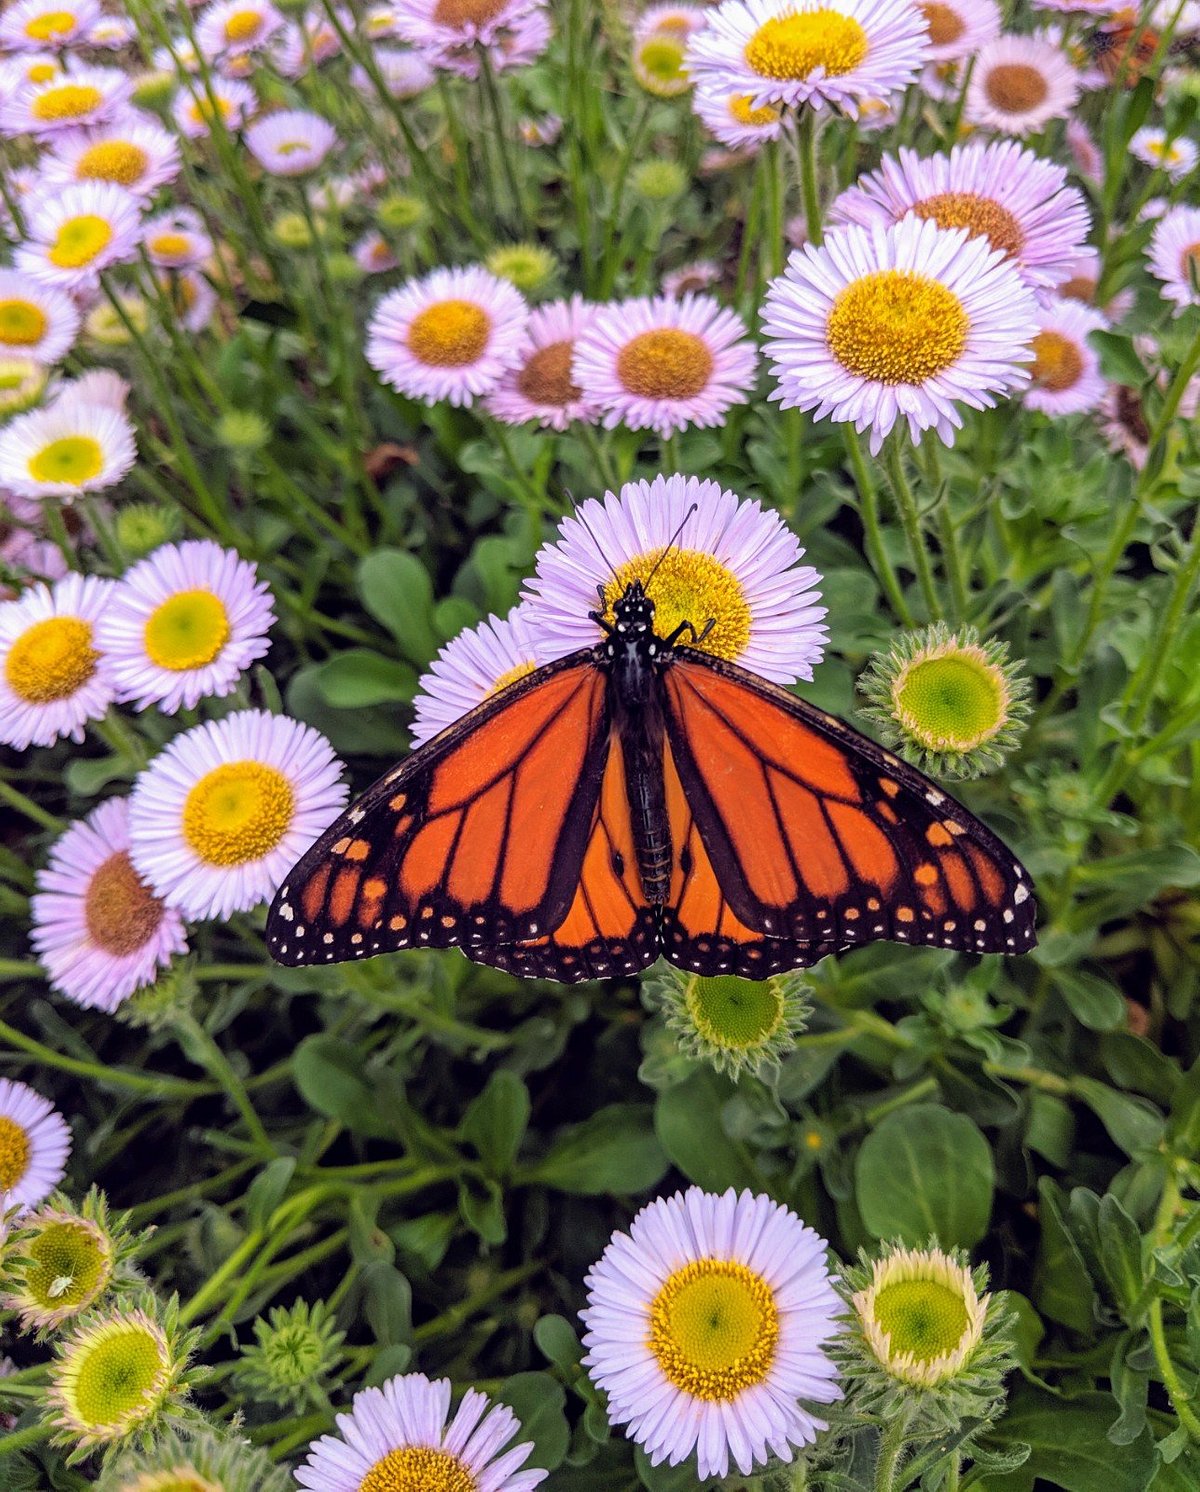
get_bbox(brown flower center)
[983,62,1049,113]
[912,192,1025,258]
[616,328,714,399]
[921,2,964,45]
[84,852,166,956]
[433,0,507,27]
[516,339,579,405]
[1030,330,1083,392]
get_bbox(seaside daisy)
[30,797,188,1013]
[916,0,999,61]
[128,709,347,921]
[1148,205,1200,312]
[485,242,557,294]
[0,395,136,499]
[141,210,212,270]
[410,605,544,747]
[14,182,143,291]
[234,1299,344,1411]
[245,108,338,175]
[1024,299,1108,416]
[662,260,723,296]
[85,13,134,47]
[1,1189,132,1334]
[0,356,47,416]
[965,34,1080,136]
[44,119,181,197]
[98,1427,293,1492]
[271,13,344,76]
[645,965,813,1076]
[96,539,275,714]
[487,294,600,429]
[762,218,1038,452]
[392,0,552,77]
[693,83,785,148]
[353,230,398,275]
[632,12,698,97]
[0,574,117,748]
[1,64,131,136]
[0,0,99,49]
[0,269,80,364]
[0,1078,70,1211]
[1131,127,1199,182]
[356,44,437,97]
[522,473,828,683]
[827,141,1092,295]
[171,76,258,138]
[1066,117,1103,181]
[295,1370,548,1491]
[195,0,284,58]
[582,1187,841,1479]
[572,293,757,437]
[160,268,218,335]
[365,264,530,407]
[685,0,930,118]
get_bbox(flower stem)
[884,434,942,620]
[874,1415,909,1492]
[0,779,63,833]
[845,429,913,624]
[797,107,823,247]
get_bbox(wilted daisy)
[0,0,98,48]
[354,44,436,97]
[99,1427,293,1492]
[128,709,347,921]
[487,294,600,429]
[96,540,274,714]
[296,1371,548,1492]
[0,396,136,499]
[763,218,1037,453]
[1,64,131,136]
[2,1189,128,1333]
[44,119,181,198]
[0,269,80,364]
[245,108,337,176]
[393,0,551,76]
[693,84,785,148]
[646,966,812,1076]
[582,1187,841,1480]
[14,182,142,291]
[572,293,756,438]
[30,797,188,1013]
[410,605,543,747]
[916,0,999,61]
[1024,299,1108,416]
[0,1079,70,1211]
[0,574,117,748]
[171,76,257,138]
[1149,205,1200,312]
[523,473,827,683]
[828,141,1091,296]
[1131,127,1199,182]
[195,0,284,58]
[366,264,530,407]
[965,34,1079,136]
[686,0,930,118]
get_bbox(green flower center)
[648,1258,779,1401]
[29,435,104,486]
[872,1277,970,1362]
[25,1221,111,1313]
[684,975,785,1051]
[640,34,687,83]
[893,651,1005,751]
[143,589,230,671]
[69,1326,166,1430]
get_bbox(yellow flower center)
[125,1471,219,1492]
[48,215,114,270]
[143,589,230,671]
[603,548,751,662]
[29,435,105,486]
[84,851,165,956]
[648,1258,779,1401]
[872,1277,971,1362]
[638,33,688,85]
[27,60,60,82]
[25,9,75,40]
[0,298,47,347]
[616,328,714,399]
[433,0,507,26]
[188,95,233,126]
[31,82,103,122]
[0,1116,32,1190]
[224,8,265,41]
[983,61,1049,113]
[826,269,968,384]
[744,10,869,81]
[893,647,1006,750]
[359,1447,479,1492]
[912,191,1025,259]
[5,616,98,702]
[24,1220,111,1313]
[406,299,491,367]
[182,761,295,867]
[486,660,537,696]
[68,1324,167,1431]
[76,140,150,187]
[516,339,580,405]
[1030,329,1083,392]
[149,232,191,260]
[920,1,964,44]
[729,92,781,125]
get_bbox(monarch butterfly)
[267,576,1037,981]
[1085,14,1198,86]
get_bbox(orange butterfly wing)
[660,652,1036,960]
[267,654,611,966]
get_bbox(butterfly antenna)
[643,503,697,595]
[568,492,620,587]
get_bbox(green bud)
[485,242,557,294]
[113,504,180,561]
[376,192,427,231]
[215,410,271,454]
[632,159,687,202]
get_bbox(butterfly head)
[612,579,656,637]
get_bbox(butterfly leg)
[665,617,716,648]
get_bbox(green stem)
[874,1415,909,1492]
[797,107,823,247]
[845,430,912,623]
[478,48,525,227]
[0,1421,54,1459]
[0,780,63,833]
[884,435,942,620]
[174,1013,273,1153]
[0,1018,214,1100]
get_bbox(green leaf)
[460,1070,531,1176]
[1025,1091,1075,1168]
[854,1103,994,1248]
[457,1176,507,1244]
[980,1388,1156,1492]
[527,1104,668,1195]
[357,548,441,664]
[1098,1193,1145,1320]
[1090,330,1147,387]
[654,1069,763,1194]
[291,1035,392,1138]
[534,1314,583,1373]
[360,1260,413,1346]
[312,648,415,708]
[1074,1078,1165,1156]
[495,1373,570,1471]
[1051,968,1126,1031]
[245,1157,295,1232]
[1033,1179,1097,1332]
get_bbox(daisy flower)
[195,0,284,58]
[0,395,136,499]
[161,268,218,334]
[0,269,80,364]
[916,0,999,61]
[365,264,530,408]
[632,13,695,97]
[693,84,785,148]
[86,13,135,47]
[828,140,1092,295]
[1130,126,1198,183]
[410,606,545,747]
[356,45,437,98]
[353,231,399,275]
[1056,246,1134,320]
[245,108,337,175]
[30,798,188,1013]
[296,1372,547,1492]
[572,293,757,438]
[762,218,1037,453]
[1066,117,1103,182]
[1,64,131,136]
[43,118,181,197]
[141,209,212,270]
[487,294,601,430]
[0,573,117,748]
[96,540,275,714]
[14,182,143,291]
[0,357,47,417]
[965,34,1080,136]
[52,367,130,410]
[522,473,828,684]
[0,0,99,50]
[128,710,347,921]
[662,261,723,297]
[392,0,551,77]
[685,0,930,119]
[1023,299,1107,416]
[518,113,562,145]
[582,1187,841,1481]
[1148,204,1200,312]
[271,13,345,77]
[171,76,257,138]
[0,1080,70,1212]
